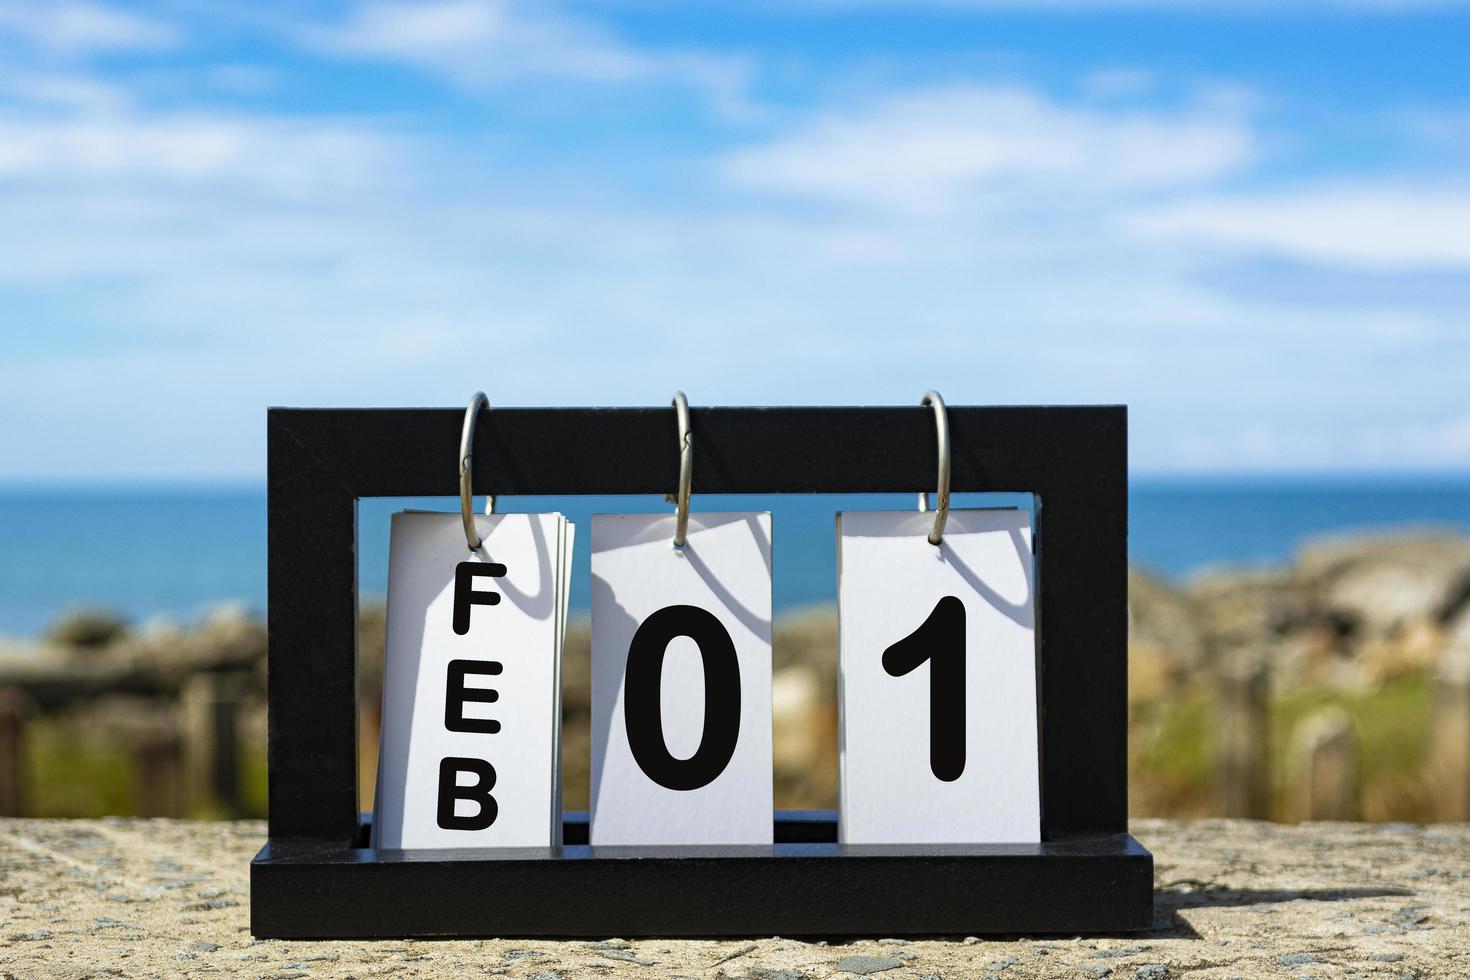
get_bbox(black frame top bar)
[266,405,1127,843]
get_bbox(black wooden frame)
[251,405,1152,938]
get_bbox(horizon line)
[1,469,1469,494]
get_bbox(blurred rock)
[772,665,825,772]
[45,609,129,650]
[770,612,840,807]
[1170,529,1470,690]
[1128,569,1203,697]
[772,609,838,690]
[1188,567,1308,650]
[1453,602,1470,646]
[1296,529,1470,637]
[138,615,187,645]
[1128,644,1177,703]
[772,659,838,808]
[1356,619,1444,686]
[202,602,255,631]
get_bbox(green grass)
[1131,691,1216,814]
[1271,674,1431,820]
[21,716,271,820]
[1129,673,1435,820]
[24,721,135,818]
[238,739,269,818]
[14,671,1442,823]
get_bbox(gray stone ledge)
[2,818,1467,978]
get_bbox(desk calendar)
[250,398,1151,938]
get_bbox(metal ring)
[459,391,494,552]
[670,391,693,549]
[916,390,950,545]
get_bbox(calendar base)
[250,812,1153,938]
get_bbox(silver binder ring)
[459,391,495,551]
[668,390,693,550]
[916,389,950,545]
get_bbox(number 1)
[882,595,966,782]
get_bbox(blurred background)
[1,0,1467,824]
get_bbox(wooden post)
[134,726,183,817]
[1432,640,1470,821]
[1288,707,1358,821]
[1215,652,1270,819]
[0,687,31,817]
[182,672,242,815]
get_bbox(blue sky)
[1,0,1467,481]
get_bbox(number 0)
[624,604,742,791]
[883,595,966,782]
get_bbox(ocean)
[1,479,1468,638]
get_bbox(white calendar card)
[838,508,1040,845]
[590,512,773,846]
[373,510,572,849]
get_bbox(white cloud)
[1434,416,1470,457]
[0,111,398,193]
[0,69,130,111]
[306,0,642,82]
[1155,412,1470,475]
[1123,185,1470,270]
[0,55,1463,478]
[720,85,1255,213]
[297,0,751,110]
[0,1,178,55]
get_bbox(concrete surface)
[1,818,1466,978]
